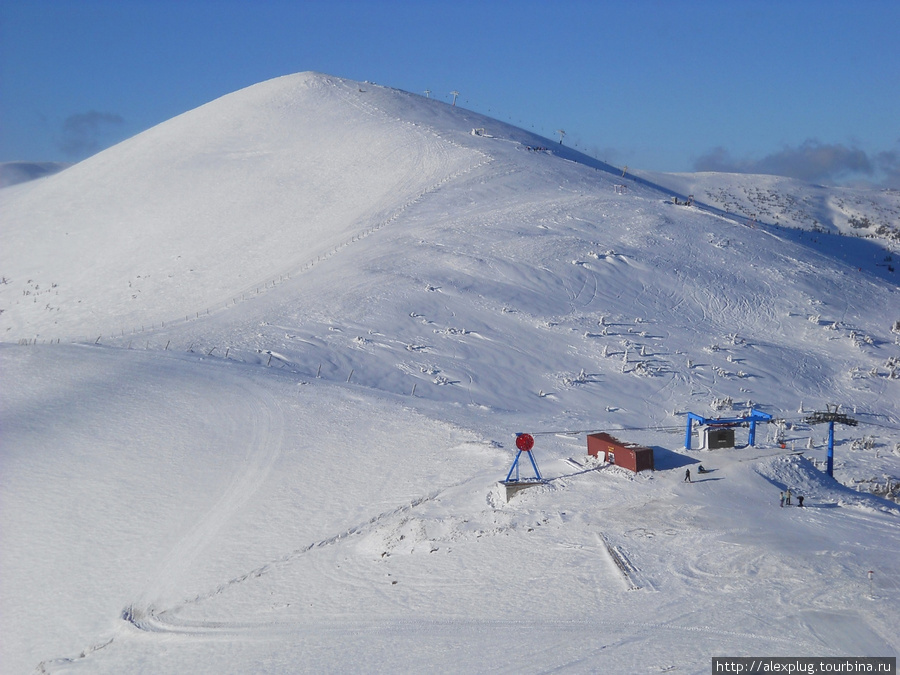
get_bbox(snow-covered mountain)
[2,72,899,674]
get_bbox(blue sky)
[2,0,898,186]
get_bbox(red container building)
[587,432,654,473]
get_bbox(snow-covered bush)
[710,396,733,411]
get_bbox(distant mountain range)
[0,161,69,188]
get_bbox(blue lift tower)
[804,407,858,477]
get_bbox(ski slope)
[2,72,899,674]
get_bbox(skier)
[785,488,792,506]
[779,491,785,507]
[684,468,692,483]
[798,495,804,507]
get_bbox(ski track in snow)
[121,478,474,636]
[134,378,285,612]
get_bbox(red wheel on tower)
[516,433,534,452]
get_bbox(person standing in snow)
[798,495,804,507]
[684,468,692,483]
[780,491,785,507]
[785,488,792,506]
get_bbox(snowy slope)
[0,73,484,339]
[2,73,899,674]
[637,169,900,245]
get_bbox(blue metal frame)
[804,411,856,478]
[684,408,773,449]
[504,449,543,482]
[827,420,835,477]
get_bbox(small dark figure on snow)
[684,468,692,483]
[779,491,785,507]
[798,495,804,507]
[698,465,706,473]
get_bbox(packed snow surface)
[2,72,899,674]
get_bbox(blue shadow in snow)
[651,446,698,471]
